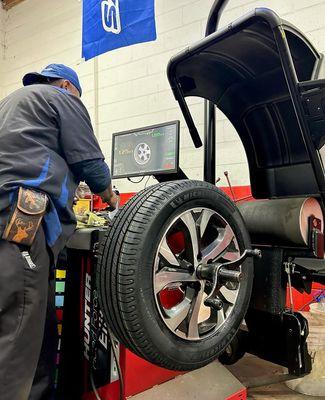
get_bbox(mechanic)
[0,64,118,400]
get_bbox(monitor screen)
[111,121,180,179]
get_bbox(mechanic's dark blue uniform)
[0,84,111,400]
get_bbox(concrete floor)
[131,362,244,400]
[228,355,320,400]
[131,355,321,400]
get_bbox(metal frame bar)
[204,0,230,184]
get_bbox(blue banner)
[82,0,157,61]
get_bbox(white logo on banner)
[101,0,122,34]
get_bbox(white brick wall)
[1,0,325,192]
[0,7,6,99]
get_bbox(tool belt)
[2,187,49,246]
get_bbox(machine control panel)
[111,121,180,179]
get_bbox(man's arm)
[49,89,118,208]
[70,159,119,208]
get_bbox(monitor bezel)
[111,120,180,179]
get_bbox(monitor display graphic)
[112,121,179,179]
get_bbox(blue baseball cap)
[23,63,82,96]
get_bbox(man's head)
[22,64,82,97]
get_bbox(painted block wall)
[1,0,325,192]
[0,6,6,99]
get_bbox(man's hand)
[98,186,119,210]
[106,191,119,210]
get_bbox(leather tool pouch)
[2,187,49,246]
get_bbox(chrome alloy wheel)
[154,207,241,341]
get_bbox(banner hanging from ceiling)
[82,0,157,61]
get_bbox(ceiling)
[2,0,26,10]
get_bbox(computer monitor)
[111,121,180,179]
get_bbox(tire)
[218,331,247,365]
[97,180,253,371]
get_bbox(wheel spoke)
[166,301,191,331]
[181,212,200,266]
[159,237,180,266]
[217,308,226,327]
[201,224,234,263]
[219,286,237,305]
[187,285,205,339]
[155,268,196,294]
[199,209,215,238]
[223,251,239,261]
